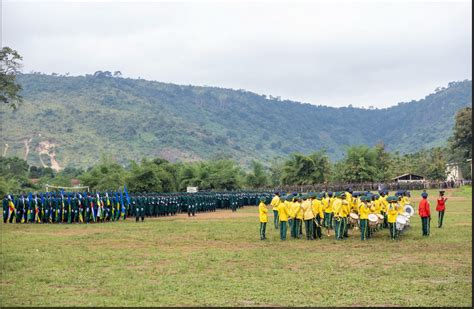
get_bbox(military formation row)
[2,191,273,224]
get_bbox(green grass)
[1,188,472,307]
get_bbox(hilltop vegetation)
[0,73,471,169]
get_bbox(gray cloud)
[2,0,472,107]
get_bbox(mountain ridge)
[0,73,471,170]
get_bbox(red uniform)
[436,197,447,211]
[418,199,431,218]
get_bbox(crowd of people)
[2,190,272,224]
[2,187,449,243]
[258,189,448,241]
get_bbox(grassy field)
[1,187,471,307]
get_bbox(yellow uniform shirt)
[270,196,281,211]
[350,197,359,214]
[374,199,381,214]
[332,198,343,218]
[368,201,376,214]
[387,203,399,223]
[324,197,333,214]
[359,202,370,220]
[301,200,314,220]
[397,199,404,214]
[259,202,268,223]
[312,199,324,219]
[341,200,350,218]
[277,203,289,222]
[295,202,304,220]
[380,196,389,213]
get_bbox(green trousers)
[334,218,341,239]
[260,222,267,240]
[421,217,430,236]
[292,219,301,239]
[273,210,279,229]
[304,219,314,240]
[438,211,445,228]
[360,219,368,240]
[313,216,322,239]
[325,213,332,229]
[280,221,287,240]
[388,222,397,239]
[288,219,294,238]
[343,217,348,238]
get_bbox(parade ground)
[1,187,472,307]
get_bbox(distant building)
[392,173,425,183]
[446,163,464,182]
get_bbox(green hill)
[0,73,471,169]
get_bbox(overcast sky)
[2,0,472,108]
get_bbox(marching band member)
[341,193,350,238]
[359,196,370,240]
[258,198,268,240]
[366,194,376,239]
[380,191,389,228]
[387,196,399,240]
[323,192,334,236]
[419,191,431,236]
[332,192,344,240]
[270,192,280,230]
[301,195,314,240]
[277,196,290,240]
[312,194,324,239]
[290,196,303,239]
[436,190,447,228]
[289,196,297,238]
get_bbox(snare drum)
[368,214,378,227]
[349,213,359,225]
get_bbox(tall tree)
[0,47,23,109]
[245,160,270,188]
[451,107,472,159]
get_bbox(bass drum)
[396,215,407,231]
[403,205,415,217]
[368,214,378,228]
[349,213,359,225]
[376,214,384,224]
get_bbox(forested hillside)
[1,73,471,169]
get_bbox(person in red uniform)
[436,190,448,228]
[418,191,431,236]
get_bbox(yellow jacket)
[341,200,350,218]
[301,200,314,220]
[270,196,281,211]
[294,201,304,220]
[259,202,268,223]
[368,201,376,214]
[380,197,389,213]
[350,197,359,214]
[387,203,399,223]
[374,199,381,214]
[332,198,343,217]
[359,202,370,220]
[323,197,333,213]
[345,192,353,206]
[277,203,289,222]
[312,199,324,218]
[397,199,404,214]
